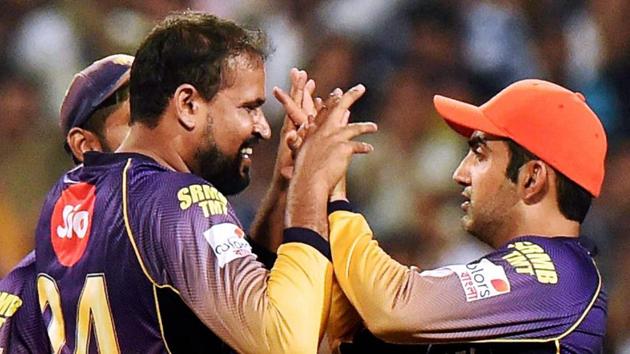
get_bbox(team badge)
[203,223,252,268]
[446,259,511,302]
[50,182,96,266]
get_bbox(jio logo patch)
[50,182,96,266]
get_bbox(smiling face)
[194,54,270,195]
[452,131,520,247]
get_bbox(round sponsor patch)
[491,278,509,292]
[50,183,96,266]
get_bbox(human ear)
[174,84,201,130]
[519,160,549,203]
[67,127,103,163]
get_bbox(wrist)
[286,180,329,237]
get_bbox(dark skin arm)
[249,68,317,253]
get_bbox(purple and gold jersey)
[34,152,333,353]
[328,203,606,354]
[0,251,50,353]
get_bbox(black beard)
[196,144,249,196]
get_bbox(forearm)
[286,172,330,237]
[325,204,361,352]
[171,232,333,354]
[250,177,288,253]
[329,209,414,341]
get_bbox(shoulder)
[0,252,36,295]
[124,165,239,240]
[493,237,599,287]
[482,236,601,311]
[0,253,36,339]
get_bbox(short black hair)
[130,11,269,127]
[505,140,592,223]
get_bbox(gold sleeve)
[324,212,362,353]
[260,242,333,353]
[328,210,420,342]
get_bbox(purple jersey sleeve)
[329,208,606,352]
[0,252,50,353]
[124,159,332,353]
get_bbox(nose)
[253,109,271,140]
[452,152,472,187]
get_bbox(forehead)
[218,54,265,102]
[470,130,502,141]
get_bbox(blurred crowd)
[1,0,629,352]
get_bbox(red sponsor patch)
[50,183,96,266]
[491,278,509,292]
[234,227,245,238]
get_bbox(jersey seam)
[121,158,181,295]
[152,285,173,354]
[469,255,602,345]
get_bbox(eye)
[242,104,262,114]
[471,145,485,160]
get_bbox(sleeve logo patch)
[0,292,23,329]
[447,259,511,302]
[203,223,252,268]
[178,184,228,217]
[502,241,558,284]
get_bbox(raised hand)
[285,84,378,237]
[272,68,318,181]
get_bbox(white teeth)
[240,147,253,157]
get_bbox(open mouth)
[461,190,471,211]
[240,147,253,160]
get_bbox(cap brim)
[433,95,507,138]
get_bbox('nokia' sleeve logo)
[50,182,96,267]
[203,223,252,268]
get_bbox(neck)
[117,122,191,174]
[498,205,580,247]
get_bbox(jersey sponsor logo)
[178,184,228,217]
[447,259,511,302]
[50,182,96,267]
[502,241,558,284]
[0,292,23,329]
[203,223,252,268]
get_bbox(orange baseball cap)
[433,79,607,197]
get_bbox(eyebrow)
[467,135,487,150]
[241,98,266,108]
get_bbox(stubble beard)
[195,115,250,196]
[463,186,518,249]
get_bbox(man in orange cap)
[283,79,607,353]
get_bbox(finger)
[285,130,298,147]
[341,110,350,126]
[291,70,308,107]
[303,79,317,116]
[285,130,303,151]
[274,87,308,126]
[339,122,378,140]
[315,97,324,112]
[288,67,299,98]
[315,88,343,126]
[332,84,366,119]
[346,141,375,154]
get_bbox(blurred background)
[0,0,629,351]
